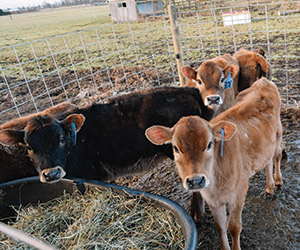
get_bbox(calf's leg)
[209,204,230,250]
[190,192,205,223]
[265,159,275,194]
[228,196,246,250]
[274,145,283,186]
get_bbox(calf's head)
[234,48,271,92]
[145,116,236,191]
[0,114,85,183]
[182,61,238,112]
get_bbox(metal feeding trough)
[0,177,197,250]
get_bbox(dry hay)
[0,188,184,250]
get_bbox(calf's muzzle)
[40,166,66,183]
[206,95,221,105]
[186,176,206,190]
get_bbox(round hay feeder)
[0,177,197,250]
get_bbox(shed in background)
[109,0,165,22]
[222,10,251,27]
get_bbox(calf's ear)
[254,54,269,75]
[62,114,86,132]
[253,48,266,58]
[145,125,172,145]
[212,121,237,141]
[0,129,25,146]
[182,66,197,80]
[224,65,239,79]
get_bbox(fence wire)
[0,1,299,124]
[0,15,177,122]
[177,1,300,107]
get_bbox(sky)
[0,0,61,9]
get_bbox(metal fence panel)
[0,1,299,124]
[177,1,300,106]
[0,15,177,122]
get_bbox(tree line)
[3,0,105,13]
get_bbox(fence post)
[168,4,185,86]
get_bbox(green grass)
[0,5,111,47]
[0,5,172,79]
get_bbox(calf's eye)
[207,141,213,150]
[197,79,202,84]
[173,145,180,154]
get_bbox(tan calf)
[145,77,283,250]
[182,54,239,116]
[234,47,271,92]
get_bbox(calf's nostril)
[186,178,194,189]
[43,171,50,181]
[43,168,61,181]
[196,176,206,188]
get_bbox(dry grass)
[0,188,184,250]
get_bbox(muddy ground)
[0,67,299,249]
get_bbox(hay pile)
[0,188,184,250]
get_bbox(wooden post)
[168,4,185,86]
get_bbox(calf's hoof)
[265,186,275,195]
[275,178,283,187]
[281,148,287,160]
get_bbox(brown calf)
[145,77,283,250]
[234,48,288,160]
[182,54,239,116]
[234,47,271,92]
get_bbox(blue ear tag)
[71,122,76,146]
[220,128,224,157]
[224,71,233,89]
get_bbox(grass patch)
[0,5,111,47]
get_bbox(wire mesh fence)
[177,0,300,107]
[171,0,281,11]
[0,15,178,122]
[0,1,299,124]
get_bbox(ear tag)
[220,128,224,157]
[71,122,76,146]
[224,71,233,89]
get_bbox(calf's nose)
[186,176,206,190]
[207,95,220,105]
[40,166,66,183]
[43,168,61,182]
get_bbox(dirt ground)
[0,67,299,249]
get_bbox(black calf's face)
[0,114,85,183]
[25,121,68,183]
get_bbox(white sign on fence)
[222,10,251,26]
